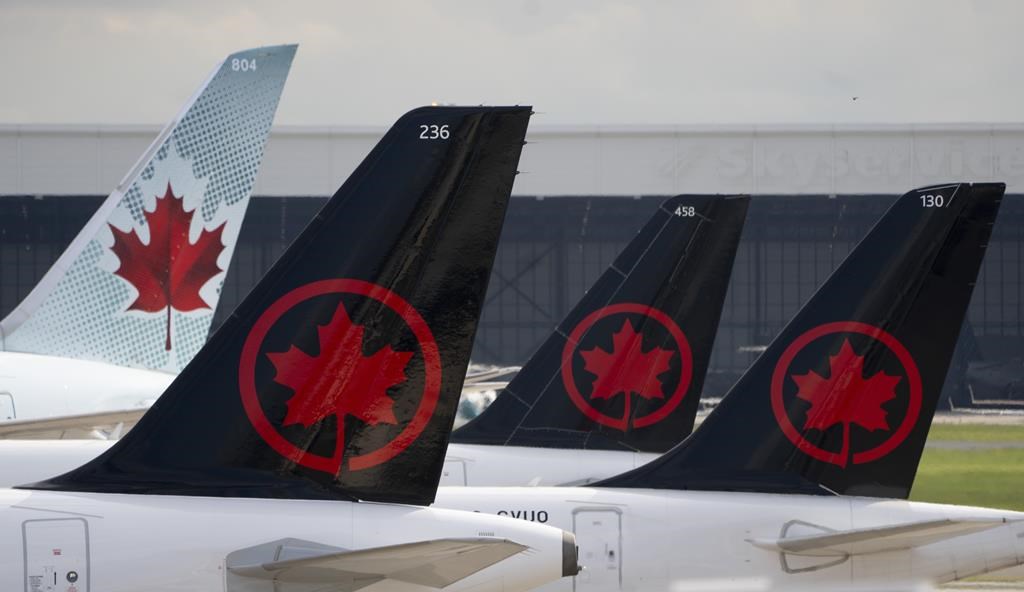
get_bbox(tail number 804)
[231,58,256,72]
[420,125,450,140]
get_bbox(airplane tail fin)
[598,183,1004,498]
[0,45,296,372]
[453,195,749,452]
[23,106,532,505]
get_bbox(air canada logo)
[561,303,692,431]
[239,279,441,475]
[109,183,226,350]
[770,321,922,468]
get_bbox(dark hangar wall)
[1,194,1022,407]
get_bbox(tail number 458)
[420,125,450,140]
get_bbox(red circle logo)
[770,321,922,468]
[560,303,693,431]
[239,279,441,475]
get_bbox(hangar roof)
[1,123,1022,196]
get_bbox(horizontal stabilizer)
[0,408,145,439]
[229,537,527,590]
[0,371,500,440]
[748,518,1011,557]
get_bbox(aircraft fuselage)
[0,488,570,592]
[436,487,1024,590]
[0,352,171,422]
[0,441,657,488]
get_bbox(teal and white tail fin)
[0,45,296,372]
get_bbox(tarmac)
[944,584,1024,591]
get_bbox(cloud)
[0,0,1021,125]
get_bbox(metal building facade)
[1,124,1023,406]
[3,123,1024,196]
[0,193,1021,406]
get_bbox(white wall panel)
[1,124,1023,197]
[97,132,152,192]
[255,132,332,196]
[833,132,912,195]
[325,132,378,196]
[670,132,756,194]
[0,134,19,193]
[911,131,994,187]
[594,131,677,195]
[990,131,1024,188]
[752,132,834,194]
[19,131,100,194]
[516,131,601,195]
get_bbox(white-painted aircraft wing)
[228,537,528,590]
[748,518,1013,557]
[0,408,144,439]
[669,578,937,592]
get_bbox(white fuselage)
[0,441,657,488]
[0,352,172,421]
[3,446,1021,588]
[0,355,657,487]
[0,488,570,592]
[435,487,1024,590]
[441,444,658,486]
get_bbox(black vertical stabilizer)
[24,106,532,505]
[598,183,1004,498]
[453,195,749,452]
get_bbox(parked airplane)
[432,183,1024,590]
[0,195,750,486]
[444,194,748,485]
[0,105,580,592]
[0,45,295,432]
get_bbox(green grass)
[927,423,1024,442]
[900,423,1024,581]
[912,447,1024,511]
[909,423,1024,511]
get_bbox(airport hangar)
[1,123,1023,407]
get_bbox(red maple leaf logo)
[109,183,226,350]
[266,301,413,454]
[790,339,901,466]
[579,318,675,423]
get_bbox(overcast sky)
[1,0,1021,126]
